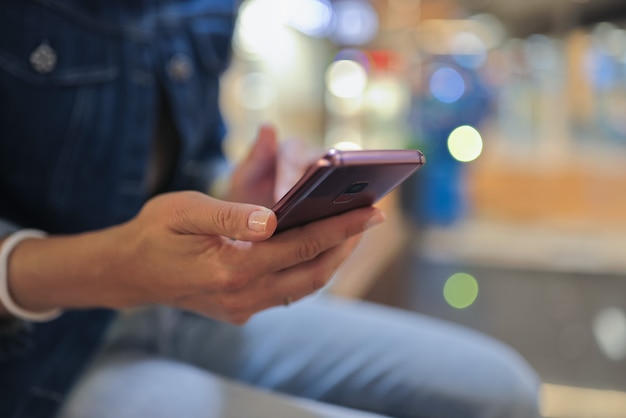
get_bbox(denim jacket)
[0,0,236,416]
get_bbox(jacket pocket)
[0,1,118,86]
[0,0,120,228]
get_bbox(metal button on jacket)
[30,42,57,74]
[167,53,193,82]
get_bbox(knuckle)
[297,237,323,262]
[222,270,251,291]
[166,195,190,226]
[213,204,237,232]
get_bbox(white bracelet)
[0,229,62,322]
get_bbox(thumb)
[251,124,278,160]
[168,192,277,241]
[242,124,278,177]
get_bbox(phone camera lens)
[344,182,369,194]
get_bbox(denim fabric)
[58,299,542,418]
[0,1,236,417]
[0,0,234,234]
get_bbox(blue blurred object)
[405,58,493,226]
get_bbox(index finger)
[253,206,385,274]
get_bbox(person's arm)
[0,192,384,324]
[0,227,126,316]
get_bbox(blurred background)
[220,1,626,416]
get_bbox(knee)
[393,337,542,418]
[476,346,542,418]
[440,339,542,418]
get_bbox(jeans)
[57,296,541,418]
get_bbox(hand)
[7,192,385,324]
[274,137,324,202]
[226,124,322,207]
[109,192,385,323]
[225,125,278,207]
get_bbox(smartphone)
[272,148,425,233]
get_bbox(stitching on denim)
[0,52,118,85]
[32,0,153,41]
[31,0,236,43]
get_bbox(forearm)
[0,226,127,317]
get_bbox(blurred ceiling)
[460,0,626,37]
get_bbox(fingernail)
[364,211,386,230]
[248,209,272,232]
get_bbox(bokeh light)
[325,125,363,149]
[325,92,363,116]
[330,0,379,46]
[330,141,363,150]
[363,77,410,120]
[286,0,333,37]
[469,13,506,49]
[234,0,295,61]
[429,67,465,103]
[524,34,560,73]
[585,42,617,90]
[593,307,626,361]
[451,31,487,69]
[443,273,479,309]
[334,48,371,71]
[592,22,626,57]
[325,59,368,98]
[447,125,483,162]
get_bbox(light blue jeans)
[58,296,541,418]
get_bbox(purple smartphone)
[272,148,425,233]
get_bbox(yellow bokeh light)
[363,77,410,119]
[330,141,363,151]
[325,92,363,116]
[443,273,479,309]
[325,60,368,99]
[325,125,363,149]
[447,125,483,162]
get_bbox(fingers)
[226,124,279,206]
[178,235,363,324]
[165,192,277,241]
[141,192,385,324]
[256,206,385,273]
[242,124,278,179]
[256,235,363,311]
[254,124,279,158]
[275,139,323,201]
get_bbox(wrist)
[0,230,61,321]
[7,227,126,313]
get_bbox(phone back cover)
[273,149,425,232]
